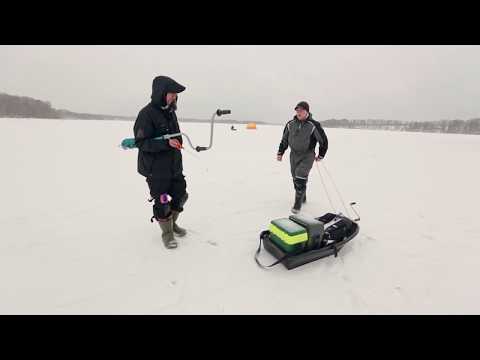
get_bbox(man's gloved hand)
[169,139,183,150]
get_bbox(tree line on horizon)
[0,93,131,120]
[1,92,479,134]
[321,118,480,135]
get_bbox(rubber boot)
[158,217,177,249]
[291,191,304,214]
[292,178,307,213]
[171,210,187,237]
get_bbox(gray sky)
[1,45,480,123]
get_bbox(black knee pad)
[153,202,171,220]
[172,192,188,212]
[179,192,188,208]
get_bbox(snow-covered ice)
[1,117,479,314]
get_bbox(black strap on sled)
[332,244,339,258]
[254,231,290,269]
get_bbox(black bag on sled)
[255,213,360,270]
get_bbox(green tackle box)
[268,218,308,254]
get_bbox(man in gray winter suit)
[277,101,328,213]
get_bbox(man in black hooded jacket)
[134,76,188,249]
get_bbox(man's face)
[166,92,178,106]
[295,108,308,120]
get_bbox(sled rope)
[315,161,337,212]
[315,162,353,218]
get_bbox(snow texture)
[1,118,479,314]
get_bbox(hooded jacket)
[133,76,186,178]
[278,113,328,157]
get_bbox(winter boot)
[292,178,307,213]
[291,191,304,214]
[171,210,187,237]
[158,217,177,249]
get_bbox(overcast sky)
[1,45,480,123]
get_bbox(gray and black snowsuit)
[133,76,188,220]
[277,114,328,198]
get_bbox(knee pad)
[153,202,171,220]
[172,192,188,212]
[178,192,188,208]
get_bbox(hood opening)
[150,76,186,108]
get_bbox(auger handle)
[216,109,231,116]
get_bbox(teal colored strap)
[120,136,166,149]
